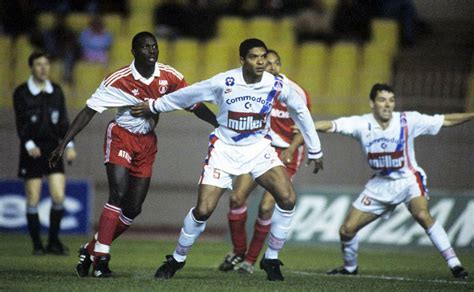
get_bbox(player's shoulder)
[14,82,28,94]
[103,65,133,87]
[158,63,184,81]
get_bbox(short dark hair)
[266,49,281,62]
[28,51,49,67]
[132,31,156,49]
[239,38,267,58]
[369,83,394,100]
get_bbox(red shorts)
[275,145,305,179]
[103,121,157,178]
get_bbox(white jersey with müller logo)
[332,111,444,180]
[150,67,322,159]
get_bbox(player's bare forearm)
[49,106,96,167]
[192,104,219,127]
[442,112,474,127]
[288,133,305,151]
[314,120,334,132]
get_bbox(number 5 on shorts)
[213,168,221,179]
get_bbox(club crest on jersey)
[227,110,266,133]
[273,79,283,91]
[159,80,168,85]
[159,85,168,94]
[225,77,235,86]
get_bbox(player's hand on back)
[131,102,153,117]
[28,147,41,158]
[307,158,323,174]
[280,149,294,165]
[48,145,65,168]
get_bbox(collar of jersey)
[369,112,398,130]
[27,76,53,95]
[234,67,268,89]
[130,61,160,84]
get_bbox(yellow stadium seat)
[110,36,132,64]
[157,38,170,65]
[73,62,107,109]
[0,60,11,108]
[171,39,200,83]
[370,18,399,56]
[248,17,277,47]
[203,39,232,79]
[37,13,56,31]
[126,14,154,37]
[322,0,338,11]
[295,42,328,114]
[103,13,124,37]
[217,17,247,47]
[277,17,296,44]
[466,74,474,112]
[326,42,360,115]
[130,0,162,14]
[14,35,35,88]
[66,13,90,33]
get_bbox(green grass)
[0,234,472,291]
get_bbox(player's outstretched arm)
[442,112,474,127]
[315,120,335,132]
[49,106,96,167]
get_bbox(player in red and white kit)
[316,83,472,279]
[49,32,217,278]
[218,50,311,274]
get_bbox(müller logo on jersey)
[227,111,266,133]
[367,150,404,170]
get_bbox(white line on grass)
[290,270,470,286]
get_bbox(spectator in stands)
[373,0,430,48]
[36,13,80,84]
[332,0,371,43]
[79,15,113,64]
[294,0,335,43]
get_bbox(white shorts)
[198,136,283,189]
[352,173,428,218]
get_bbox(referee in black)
[13,52,77,255]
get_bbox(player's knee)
[229,192,246,209]
[340,224,357,239]
[193,206,213,221]
[277,194,295,210]
[258,203,274,219]
[413,210,433,227]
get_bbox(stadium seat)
[157,38,170,66]
[66,13,90,33]
[0,36,12,107]
[129,0,162,14]
[126,14,154,37]
[370,19,399,56]
[326,42,360,115]
[172,39,200,83]
[110,36,132,64]
[203,39,232,79]
[37,12,56,31]
[73,62,107,109]
[13,35,35,88]
[103,13,124,37]
[277,17,296,44]
[217,16,247,47]
[248,17,277,47]
[295,42,329,114]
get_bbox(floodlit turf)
[1,234,472,291]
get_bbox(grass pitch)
[0,234,472,291]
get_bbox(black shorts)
[18,142,65,179]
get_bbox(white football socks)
[426,221,461,268]
[173,208,206,262]
[264,204,295,260]
[342,236,358,272]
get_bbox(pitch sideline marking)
[290,270,470,286]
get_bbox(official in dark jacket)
[13,51,77,255]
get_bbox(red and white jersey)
[150,67,322,159]
[269,74,311,148]
[332,111,444,179]
[86,61,187,134]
